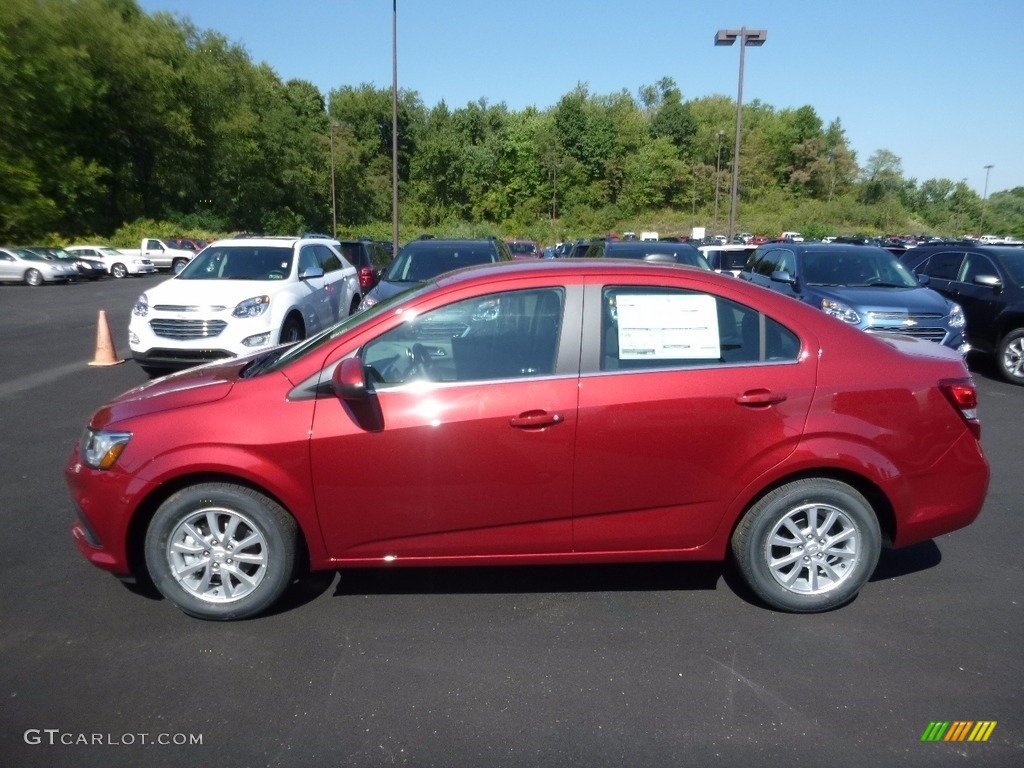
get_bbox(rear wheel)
[997,328,1024,385]
[731,478,881,613]
[24,268,42,286]
[111,263,128,279]
[144,483,297,620]
[171,258,189,274]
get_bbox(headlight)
[80,428,131,470]
[132,293,149,317]
[358,295,378,311]
[948,302,966,329]
[233,295,270,318]
[820,298,860,324]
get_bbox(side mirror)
[332,357,368,400]
[974,274,1002,290]
[916,273,931,286]
[299,266,325,281]
[771,270,796,285]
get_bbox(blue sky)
[137,0,1023,196]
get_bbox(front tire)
[25,268,42,286]
[280,315,305,344]
[997,328,1024,385]
[731,479,881,613]
[111,263,128,279]
[144,483,297,620]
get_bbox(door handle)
[735,389,787,407]
[509,411,565,429]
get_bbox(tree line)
[2,0,1022,246]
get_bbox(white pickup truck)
[140,238,197,273]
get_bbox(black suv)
[901,244,1024,385]
[583,239,711,269]
[358,238,513,310]
[336,238,394,292]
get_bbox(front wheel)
[111,263,128,279]
[144,483,297,620]
[24,268,43,286]
[731,479,881,613]
[997,328,1024,385]
[280,315,305,344]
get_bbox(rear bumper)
[892,431,990,548]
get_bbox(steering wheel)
[409,343,435,381]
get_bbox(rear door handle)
[510,411,565,429]
[735,389,787,407]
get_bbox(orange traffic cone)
[89,309,125,367]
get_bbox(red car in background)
[506,239,541,259]
[67,260,988,620]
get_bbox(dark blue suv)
[740,242,968,353]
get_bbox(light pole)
[715,27,766,243]
[329,122,339,238]
[713,129,725,234]
[391,0,399,257]
[979,164,994,236]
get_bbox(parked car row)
[0,243,161,285]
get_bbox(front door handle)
[509,411,565,429]
[735,389,787,407]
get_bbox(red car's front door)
[309,286,579,562]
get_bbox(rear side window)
[600,286,799,371]
[921,251,964,280]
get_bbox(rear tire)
[731,478,881,613]
[171,258,189,274]
[997,328,1024,386]
[144,483,297,620]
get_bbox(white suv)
[129,236,360,373]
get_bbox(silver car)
[0,247,79,286]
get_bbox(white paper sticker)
[617,294,721,360]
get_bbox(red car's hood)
[90,360,248,429]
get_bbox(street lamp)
[713,129,725,234]
[715,27,766,243]
[391,0,399,257]
[979,164,994,236]
[329,122,339,238]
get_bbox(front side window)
[600,286,799,371]
[297,246,320,275]
[960,253,998,284]
[362,288,564,385]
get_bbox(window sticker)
[616,294,720,360]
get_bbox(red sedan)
[67,260,989,620]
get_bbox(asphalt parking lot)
[0,275,1021,768]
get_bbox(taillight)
[359,266,375,290]
[940,378,981,438]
